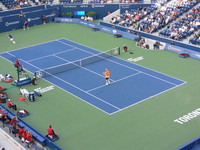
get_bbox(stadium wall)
[100,21,200,59]
[46,4,152,19]
[119,4,153,13]
[54,17,140,41]
[176,136,200,150]
[0,7,59,33]
[0,5,45,17]
[58,4,119,19]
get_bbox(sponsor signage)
[27,17,40,22]
[63,5,77,8]
[5,21,19,26]
[46,13,56,18]
[165,44,200,59]
[91,4,105,8]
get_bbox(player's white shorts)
[10,38,14,41]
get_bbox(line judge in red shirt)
[47,125,57,139]
[7,99,17,110]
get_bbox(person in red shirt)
[18,126,25,139]
[23,21,29,30]
[21,130,28,143]
[47,125,57,139]
[7,99,17,110]
[9,116,18,126]
[26,131,33,147]
[9,116,18,135]
[15,59,20,68]
[42,15,46,24]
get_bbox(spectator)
[0,109,8,127]
[42,15,46,24]
[23,21,29,30]
[26,131,33,147]
[153,41,162,49]
[9,116,19,136]
[81,16,85,20]
[137,38,145,47]
[7,99,17,110]
[35,0,39,4]
[9,116,18,126]
[18,126,25,139]
[47,125,58,139]
[21,130,28,143]
[19,11,25,18]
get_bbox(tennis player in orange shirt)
[104,68,111,85]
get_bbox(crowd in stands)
[137,38,150,49]
[119,0,144,3]
[110,6,157,27]
[33,0,53,5]
[59,0,83,4]
[81,15,94,22]
[137,0,198,33]
[160,5,200,41]
[87,0,112,3]
[189,31,200,45]
[0,109,34,148]
[0,0,31,10]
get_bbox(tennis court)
[0,38,186,115]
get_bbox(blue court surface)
[0,39,186,115]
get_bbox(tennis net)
[35,47,120,78]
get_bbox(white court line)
[57,39,187,84]
[56,40,182,86]
[53,54,115,82]
[109,81,186,115]
[2,39,187,115]
[27,48,77,62]
[18,56,121,111]
[87,72,141,93]
[0,39,65,55]
[0,54,114,115]
[7,52,15,57]
[56,40,99,55]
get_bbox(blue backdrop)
[0,7,59,33]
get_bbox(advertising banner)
[165,44,200,59]
[0,8,58,33]
[54,17,139,41]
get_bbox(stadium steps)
[156,2,200,44]
[0,122,46,150]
